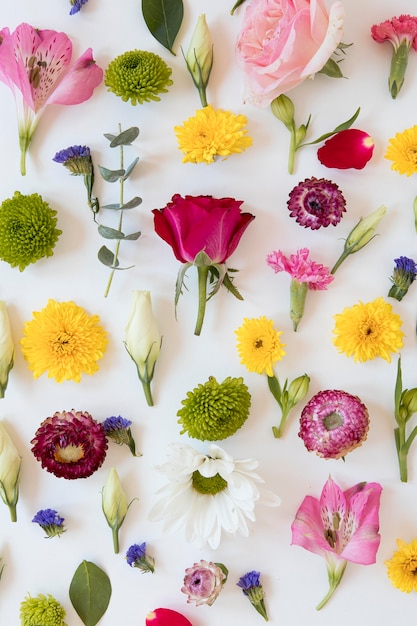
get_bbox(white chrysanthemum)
[148,442,280,549]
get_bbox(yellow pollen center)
[54,444,84,464]
[51,332,75,355]
[254,339,263,348]
[406,146,417,164]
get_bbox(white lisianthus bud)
[124,291,161,407]
[184,14,213,107]
[0,302,14,399]
[0,422,21,522]
[102,467,130,553]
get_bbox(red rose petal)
[146,608,193,626]
[317,129,374,169]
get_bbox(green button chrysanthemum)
[0,191,61,271]
[177,376,251,440]
[104,50,173,105]
[20,593,67,626]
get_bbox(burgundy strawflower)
[317,130,374,170]
[287,177,346,230]
[31,410,108,479]
[298,389,369,459]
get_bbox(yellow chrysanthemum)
[385,538,417,593]
[174,105,252,164]
[385,126,417,176]
[333,297,403,363]
[235,316,286,376]
[20,299,108,383]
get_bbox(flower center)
[192,470,227,495]
[406,147,417,164]
[323,411,343,430]
[51,332,75,355]
[254,338,263,348]
[54,444,85,464]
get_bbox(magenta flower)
[371,15,417,98]
[291,477,382,610]
[298,389,369,459]
[317,129,374,169]
[287,177,346,230]
[182,560,227,606]
[267,248,334,331]
[0,23,103,175]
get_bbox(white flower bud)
[0,302,14,398]
[0,422,21,521]
[185,14,213,89]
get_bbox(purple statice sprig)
[32,509,65,538]
[126,542,155,573]
[237,571,269,621]
[388,256,417,301]
[102,416,140,457]
[69,0,89,15]
[53,145,99,220]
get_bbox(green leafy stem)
[97,125,142,297]
[394,357,417,482]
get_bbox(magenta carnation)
[298,389,369,459]
[287,177,346,230]
[267,248,333,291]
[31,410,108,479]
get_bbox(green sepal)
[318,57,345,78]
[98,166,125,182]
[105,127,140,147]
[394,357,404,425]
[69,560,112,626]
[215,562,229,581]
[230,0,247,14]
[141,0,184,55]
[175,262,192,316]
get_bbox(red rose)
[152,194,255,264]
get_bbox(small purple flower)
[287,177,346,230]
[53,145,98,218]
[126,542,155,573]
[237,570,269,621]
[102,416,139,456]
[69,0,89,15]
[182,560,227,606]
[32,508,65,538]
[388,256,417,301]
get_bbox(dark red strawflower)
[317,129,374,169]
[287,177,346,230]
[31,410,108,479]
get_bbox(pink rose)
[236,0,344,107]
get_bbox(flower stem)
[194,265,209,335]
[112,527,120,553]
[198,86,208,108]
[141,379,154,407]
[8,503,17,522]
[288,127,296,175]
[272,407,290,438]
[330,250,349,274]
[316,560,347,610]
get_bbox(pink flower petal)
[317,129,374,169]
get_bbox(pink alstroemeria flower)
[371,15,417,98]
[291,476,382,610]
[317,129,374,169]
[267,248,333,331]
[0,23,103,175]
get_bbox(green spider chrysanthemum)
[0,191,61,271]
[104,50,173,105]
[177,376,251,440]
[20,593,67,626]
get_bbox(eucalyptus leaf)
[98,166,125,182]
[123,230,142,241]
[109,127,140,147]
[98,246,120,268]
[69,560,111,626]
[123,157,140,180]
[100,203,122,210]
[141,0,184,55]
[98,225,126,240]
[103,133,116,142]
[121,196,142,209]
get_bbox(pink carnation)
[267,248,333,291]
[371,14,417,50]
[236,0,344,107]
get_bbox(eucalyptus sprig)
[97,125,142,297]
[271,94,360,174]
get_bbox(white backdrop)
[1,0,417,624]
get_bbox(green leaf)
[123,157,140,180]
[141,0,184,55]
[318,57,345,79]
[108,127,140,147]
[98,246,120,268]
[301,107,360,147]
[123,230,141,241]
[98,166,125,182]
[103,133,116,142]
[121,196,142,209]
[98,225,126,240]
[231,0,247,14]
[69,560,111,626]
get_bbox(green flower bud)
[271,94,295,130]
[401,388,417,416]
[287,374,310,407]
[185,14,213,93]
[0,422,21,522]
[102,467,129,553]
[0,302,14,398]
[345,204,386,253]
